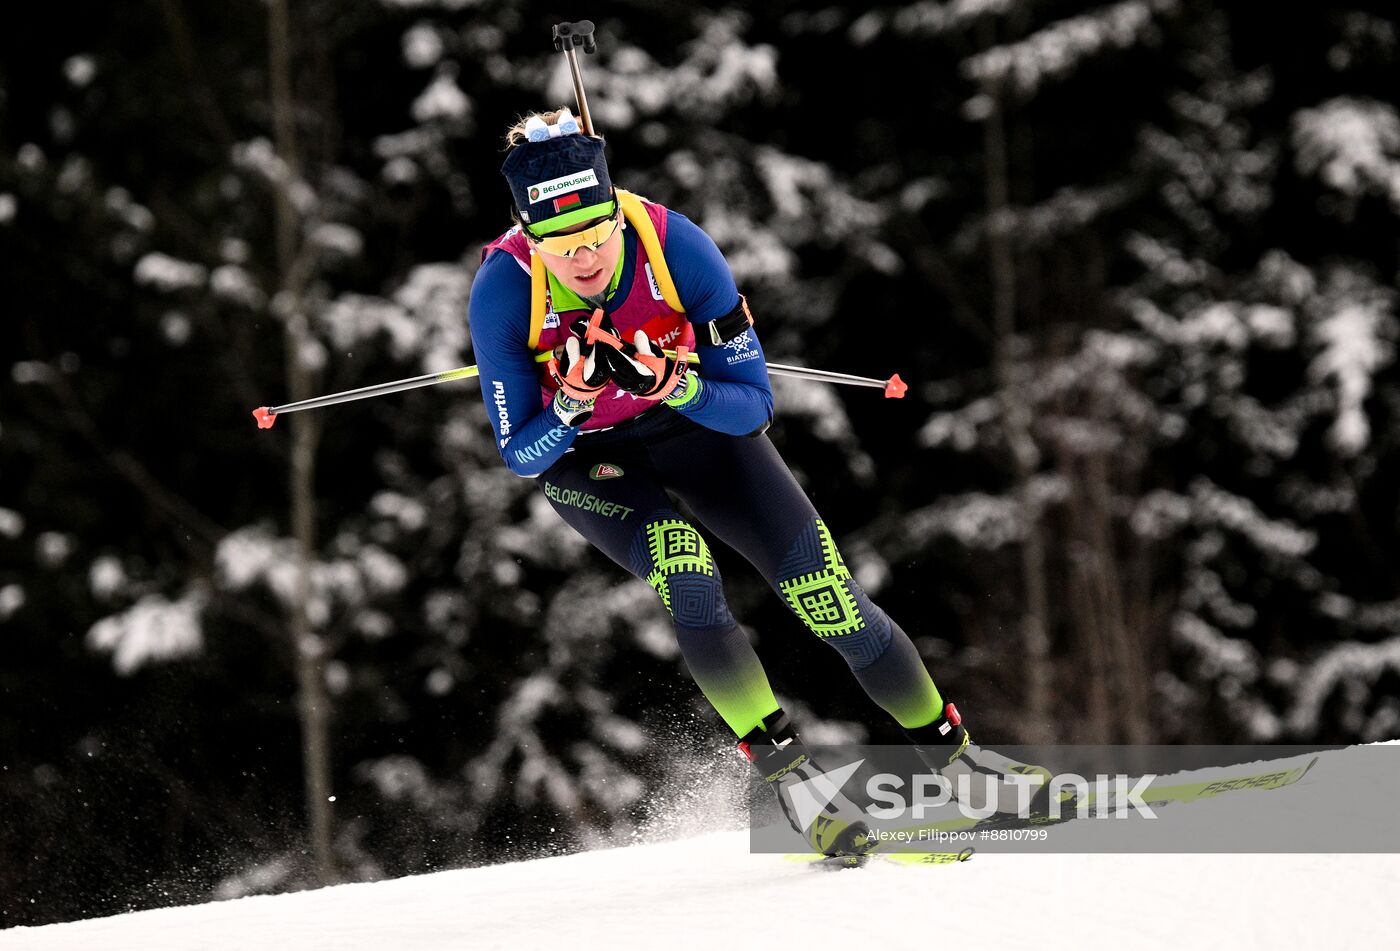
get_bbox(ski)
[787,848,975,870]
[783,754,1319,867]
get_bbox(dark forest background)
[3,0,1399,928]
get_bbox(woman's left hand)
[590,325,690,402]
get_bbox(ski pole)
[251,365,486,429]
[552,21,598,135]
[764,361,907,398]
[251,353,904,429]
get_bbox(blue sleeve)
[662,211,774,436]
[468,250,579,477]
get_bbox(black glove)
[547,309,610,426]
[585,318,691,402]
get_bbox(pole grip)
[552,20,596,53]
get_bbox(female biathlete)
[468,110,1037,857]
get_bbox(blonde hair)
[505,109,576,148]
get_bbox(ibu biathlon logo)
[724,330,758,364]
[589,463,623,481]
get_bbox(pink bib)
[482,198,694,431]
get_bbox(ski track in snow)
[6,747,1400,951]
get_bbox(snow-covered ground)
[6,747,1400,951]
[7,839,1396,951]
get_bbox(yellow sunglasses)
[529,209,623,258]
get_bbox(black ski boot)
[738,710,873,860]
[906,701,1054,816]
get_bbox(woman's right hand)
[547,310,610,403]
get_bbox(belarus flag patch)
[553,192,583,213]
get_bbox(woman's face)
[536,213,625,298]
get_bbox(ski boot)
[738,709,873,862]
[906,701,1055,817]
